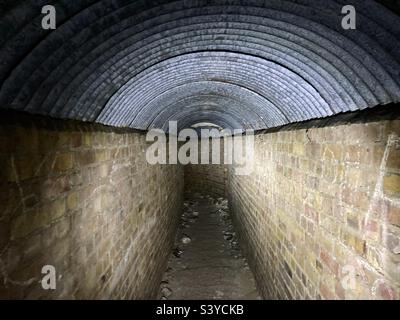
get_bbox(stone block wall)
[0,112,183,299]
[228,119,400,300]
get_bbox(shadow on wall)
[0,111,183,299]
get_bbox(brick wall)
[184,164,227,198]
[2,111,399,300]
[228,119,400,300]
[0,112,183,299]
[184,138,227,198]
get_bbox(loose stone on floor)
[159,193,261,300]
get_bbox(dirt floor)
[159,194,261,300]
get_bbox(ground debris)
[173,247,183,258]
[160,194,260,299]
[161,287,172,298]
[181,234,191,244]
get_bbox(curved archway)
[1,0,399,130]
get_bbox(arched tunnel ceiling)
[0,0,400,131]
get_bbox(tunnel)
[0,0,399,300]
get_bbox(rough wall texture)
[0,112,183,299]
[184,164,227,198]
[228,119,400,300]
[184,138,227,198]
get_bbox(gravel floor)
[159,193,261,300]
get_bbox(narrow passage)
[159,194,260,300]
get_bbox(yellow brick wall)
[228,120,400,300]
[0,114,183,299]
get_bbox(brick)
[335,280,346,299]
[66,192,78,211]
[383,174,400,196]
[343,145,361,163]
[376,281,398,300]
[384,259,400,284]
[11,210,52,239]
[95,150,108,162]
[41,176,72,200]
[82,133,93,146]
[384,120,400,137]
[385,230,400,254]
[42,218,69,248]
[365,245,384,271]
[347,123,382,144]
[320,249,339,276]
[346,211,359,230]
[70,132,82,148]
[14,126,39,154]
[38,129,59,154]
[293,144,305,156]
[7,156,38,182]
[341,228,366,255]
[20,233,42,262]
[342,188,371,211]
[319,282,335,300]
[77,150,96,167]
[387,204,400,227]
[50,198,66,219]
[54,153,74,171]
[305,143,321,159]
[371,146,385,167]
[386,146,400,172]
[323,144,342,161]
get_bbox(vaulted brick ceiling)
[1,0,400,130]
